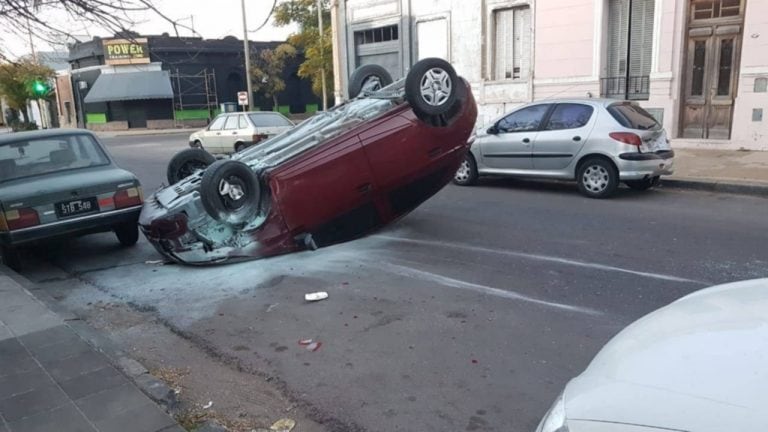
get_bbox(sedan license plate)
[55,197,98,218]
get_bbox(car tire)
[115,222,139,246]
[200,159,261,225]
[167,148,216,185]
[577,157,619,199]
[1,245,21,271]
[625,176,660,191]
[191,140,203,149]
[348,64,393,98]
[405,58,459,123]
[235,142,246,153]
[453,153,478,186]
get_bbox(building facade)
[59,33,319,131]
[335,0,767,150]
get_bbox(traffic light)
[30,80,49,97]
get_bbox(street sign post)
[238,91,248,110]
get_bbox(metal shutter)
[515,7,531,80]
[629,0,655,78]
[494,9,514,80]
[493,7,530,80]
[607,0,630,78]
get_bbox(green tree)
[274,0,333,103]
[0,59,55,122]
[250,44,297,111]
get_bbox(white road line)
[374,235,705,285]
[379,262,603,316]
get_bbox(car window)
[607,103,660,131]
[544,104,594,131]
[0,134,110,183]
[208,116,226,131]
[497,104,551,133]
[224,116,240,130]
[248,113,293,127]
[238,115,249,129]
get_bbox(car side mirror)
[487,125,499,135]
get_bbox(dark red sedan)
[140,58,477,264]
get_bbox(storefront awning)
[84,70,173,103]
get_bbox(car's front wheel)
[235,142,246,153]
[625,176,660,191]
[577,157,619,198]
[115,222,139,246]
[454,154,478,186]
[405,58,460,125]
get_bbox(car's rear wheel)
[577,157,619,198]
[348,64,393,98]
[115,222,139,246]
[454,154,478,186]
[405,58,459,125]
[235,142,246,153]
[625,176,660,191]
[1,245,21,271]
[167,148,216,184]
[200,160,261,226]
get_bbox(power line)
[248,0,278,33]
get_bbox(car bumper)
[617,150,675,180]
[0,206,141,246]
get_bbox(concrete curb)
[661,178,768,198]
[0,265,181,418]
[95,129,192,138]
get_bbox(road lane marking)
[379,262,603,316]
[374,236,706,285]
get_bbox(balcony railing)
[600,76,650,100]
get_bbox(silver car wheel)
[455,160,471,182]
[582,165,610,193]
[219,179,245,201]
[420,68,452,107]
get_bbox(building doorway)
[680,0,746,139]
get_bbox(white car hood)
[565,278,768,432]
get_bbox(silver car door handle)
[522,138,531,145]
[573,136,581,142]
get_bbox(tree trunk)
[272,95,278,112]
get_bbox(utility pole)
[27,17,48,129]
[241,0,255,111]
[330,0,343,105]
[317,0,328,111]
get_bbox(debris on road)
[304,291,329,302]
[305,342,322,352]
[298,339,313,346]
[202,400,214,409]
[145,259,166,265]
[270,418,296,431]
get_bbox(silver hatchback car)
[454,99,674,198]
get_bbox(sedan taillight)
[5,208,40,230]
[114,187,143,209]
[609,132,642,147]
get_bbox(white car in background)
[537,278,768,432]
[189,111,294,155]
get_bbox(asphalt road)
[18,133,768,432]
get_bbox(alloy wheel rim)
[582,165,609,193]
[420,68,452,106]
[455,160,470,182]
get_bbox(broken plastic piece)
[298,339,313,346]
[304,291,328,302]
[145,259,165,265]
[202,400,213,409]
[306,342,322,352]
[270,418,296,431]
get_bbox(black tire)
[625,176,660,191]
[200,159,261,225]
[115,222,139,246]
[235,142,246,153]
[405,58,459,123]
[1,245,21,271]
[453,153,478,186]
[348,64,393,98]
[191,140,202,148]
[577,157,619,199]
[167,148,216,184]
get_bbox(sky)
[1,0,296,59]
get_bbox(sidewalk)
[664,148,768,196]
[0,272,184,432]
[94,128,192,139]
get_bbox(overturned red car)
[140,58,477,264]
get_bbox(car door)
[203,115,227,152]
[532,103,596,170]
[478,104,552,170]
[221,115,242,152]
[236,114,252,146]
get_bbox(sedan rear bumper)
[0,206,141,246]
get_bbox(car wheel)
[453,153,478,186]
[167,148,216,184]
[577,158,619,199]
[1,245,21,271]
[348,64,393,98]
[235,142,246,153]
[114,222,139,246]
[200,159,261,225]
[625,176,660,191]
[405,58,459,124]
[191,140,203,149]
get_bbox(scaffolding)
[171,69,219,127]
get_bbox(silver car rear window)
[0,134,109,183]
[607,103,660,131]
